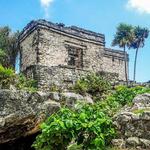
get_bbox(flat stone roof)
[19,19,105,45]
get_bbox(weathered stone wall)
[20,30,38,71]
[25,65,90,90]
[24,65,121,90]
[102,49,128,81]
[19,20,128,89]
[37,28,104,72]
[102,56,125,81]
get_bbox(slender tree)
[112,23,134,85]
[130,26,149,82]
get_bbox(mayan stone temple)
[18,19,128,90]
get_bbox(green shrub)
[16,74,37,92]
[0,64,16,88]
[32,103,116,150]
[73,73,110,96]
[32,85,150,150]
[0,49,7,66]
[0,65,37,91]
[111,85,150,106]
[95,85,150,117]
[49,83,63,93]
[68,143,82,150]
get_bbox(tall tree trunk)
[133,48,139,82]
[124,46,128,86]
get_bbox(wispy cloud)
[126,0,150,14]
[40,0,54,18]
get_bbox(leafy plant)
[132,108,150,114]
[0,65,37,91]
[0,49,8,66]
[111,85,150,106]
[32,103,116,150]
[95,85,150,117]
[49,83,63,93]
[0,26,19,67]
[73,73,110,97]
[0,64,16,88]
[68,143,82,150]
[32,85,150,150]
[16,73,37,92]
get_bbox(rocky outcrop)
[113,93,150,149]
[0,89,61,144]
[49,92,93,106]
[0,89,93,149]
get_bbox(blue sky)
[0,0,150,82]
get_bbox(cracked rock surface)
[0,89,61,144]
[113,93,150,149]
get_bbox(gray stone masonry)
[18,19,129,89]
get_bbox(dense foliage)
[0,64,16,88]
[73,73,110,97]
[33,103,115,150]
[0,65,37,91]
[0,26,19,67]
[16,73,37,92]
[110,85,150,106]
[33,82,150,150]
[95,85,150,117]
[0,49,7,66]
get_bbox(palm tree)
[112,23,134,85]
[130,26,149,82]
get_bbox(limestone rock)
[61,92,84,100]
[112,139,125,148]
[113,93,150,149]
[0,89,93,146]
[133,93,150,105]
[83,94,93,104]
[140,111,150,120]
[60,92,85,107]
[49,92,60,101]
[140,138,150,148]
[126,137,140,147]
[0,89,60,144]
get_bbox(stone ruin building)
[18,19,129,90]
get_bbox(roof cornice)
[18,19,105,45]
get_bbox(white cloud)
[127,0,150,14]
[40,0,54,18]
[40,0,54,7]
